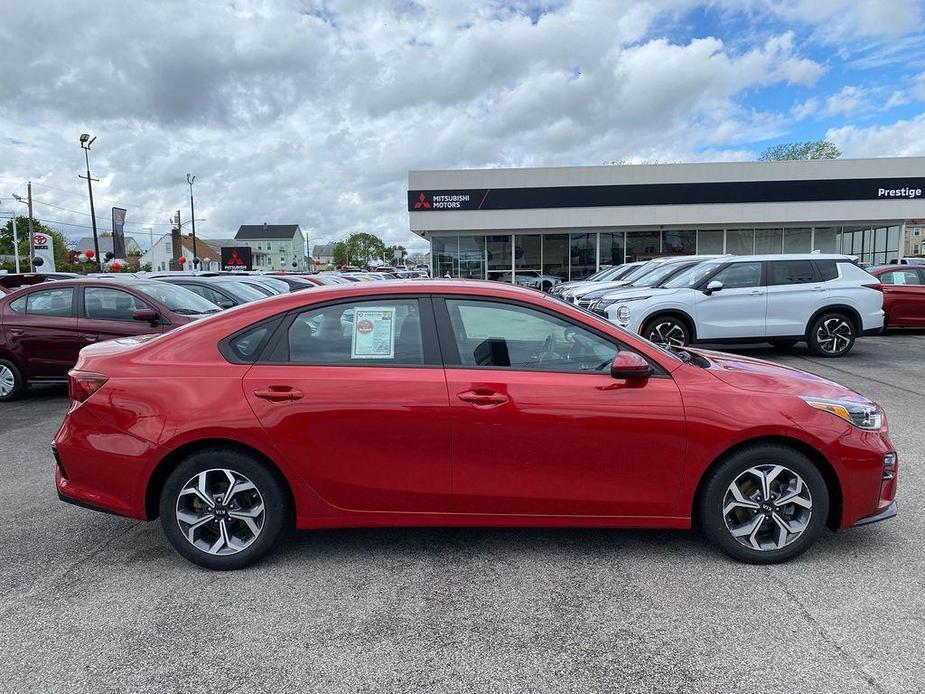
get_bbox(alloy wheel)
[0,365,15,398]
[815,317,853,354]
[648,321,687,348]
[723,465,813,551]
[176,468,265,556]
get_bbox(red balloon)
[110,261,122,272]
[85,249,95,259]
[179,256,187,264]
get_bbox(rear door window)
[284,298,433,366]
[25,288,75,317]
[710,262,762,289]
[767,260,818,285]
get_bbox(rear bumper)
[852,500,898,526]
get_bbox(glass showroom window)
[662,230,696,255]
[755,228,783,254]
[542,234,569,281]
[459,236,486,279]
[726,229,755,255]
[570,233,597,280]
[696,230,724,254]
[813,227,838,253]
[887,226,901,262]
[486,235,512,282]
[625,231,660,261]
[432,236,458,278]
[515,234,541,275]
[783,228,812,253]
[599,232,625,267]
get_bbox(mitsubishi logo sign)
[414,193,431,209]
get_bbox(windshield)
[632,261,693,288]
[134,282,222,314]
[251,277,291,293]
[663,261,723,289]
[216,281,269,302]
[620,261,658,283]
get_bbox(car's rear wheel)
[0,359,26,402]
[159,448,290,570]
[807,312,855,357]
[770,339,798,350]
[698,444,828,564]
[642,315,690,348]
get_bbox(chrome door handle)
[254,387,304,402]
[810,285,825,291]
[457,390,509,407]
[8,328,23,336]
[81,334,99,341]
[750,290,763,295]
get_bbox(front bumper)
[852,500,898,526]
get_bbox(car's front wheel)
[0,359,26,402]
[642,315,690,348]
[807,312,855,357]
[698,444,828,563]
[159,448,290,570]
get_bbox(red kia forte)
[53,280,898,569]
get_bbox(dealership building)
[408,157,925,281]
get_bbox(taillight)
[68,370,108,404]
[862,283,884,292]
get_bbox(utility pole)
[78,133,102,272]
[187,174,198,266]
[27,182,34,272]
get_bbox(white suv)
[598,254,884,357]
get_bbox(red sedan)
[867,265,925,328]
[54,281,898,569]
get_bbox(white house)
[140,233,221,272]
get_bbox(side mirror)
[704,280,724,295]
[610,352,652,380]
[132,308,159,325]
[218,299,236,309]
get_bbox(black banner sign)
[409,177,925,212]
[221,246,252,271]
[111,207,127,257]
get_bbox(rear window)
[813,260,839,281]
[767,260,818,285]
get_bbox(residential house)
[905,224,924,258]
[75,235,142,258]
[140,233,221,272]
[235,224,309,271]
[312,243,335,265]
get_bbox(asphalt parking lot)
[1,333,923,694]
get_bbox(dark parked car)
[0,272,80,295]
[0,278,221,401]
[867,265,925,328]
[153,276,269,309]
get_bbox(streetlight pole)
[186,173,198,266]
[78,133,102,272]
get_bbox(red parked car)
[54,281,897,569]
[0,278,221,400]
[867,265,925,328]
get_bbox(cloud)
[828,114,925,157]
[0,0,909,253]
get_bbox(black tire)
[807,311,856,357]
[641,315,691,348]
[770,339,798,350]
[0,358,27,402]
[159,448,291,570]
[698,444,829,564]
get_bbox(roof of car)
[720,253,854,262]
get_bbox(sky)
[1,0,924,254]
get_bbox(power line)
[30,197,177,225]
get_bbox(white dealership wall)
[409,157,925,235]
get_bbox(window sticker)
[351,306,396,359]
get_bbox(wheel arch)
[805,304,862,338]
[640,309,698,342]
[145,438,296,520]
[691,435,843,530]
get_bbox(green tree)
[331,233,386,268]
[759,140,841,161]
[332,240,349,266]
[384,244,408,265]
[0,216,72,272]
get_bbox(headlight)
[802,397,883,430]
[616,306,632,322]
[598,295,651,311]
